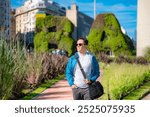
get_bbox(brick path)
[32,79,73,100]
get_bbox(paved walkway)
[32,79,73,100]
[142,93,150,100]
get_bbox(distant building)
[10,9,16,40]
[137,0,150,56]
[0,0,11,40]
[121,26,127,35]
[66,3,93,40]
[15,0,66,47]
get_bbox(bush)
[133,57,149,65]
[144,47,150,61]
[0,39,14,99]
[0,39,28,99]
[42,54,68,80]
[98,52,114,64]
[25,53,68,86]
[115,55,133,64]
[25,53,44,86]
[0,36,69,99]
[11,42,27,98]
[101,63,150,100]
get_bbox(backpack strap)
[74,54,87,79]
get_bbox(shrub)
[11,42,27,98]
[0,39,14,99]
[98,52,114,64]
[115,55,133,64]
[144,47,150,61]
[42,54,68,80]
[101,63,150,100]
[0,36,69,99]
[25,53,68,86]
[133,57,149,65]
[25,53,44,86]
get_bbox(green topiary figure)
[88,13,135,56]
[58,36,75,56]
[34,15,75,55]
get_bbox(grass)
[122,80,150,100]
[21,74,65,100]
[99,63,150,100]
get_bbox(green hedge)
[100,63,150,100]
[88,13,134,56]
[34,15,75,55]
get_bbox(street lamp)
[94,0,96,19]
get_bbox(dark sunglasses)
[76,43,84,46]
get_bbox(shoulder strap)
[75,54,87,79]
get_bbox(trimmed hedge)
[88,13,135,56]
[34,15,75,56]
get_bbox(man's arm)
[65,58,74,86]
[90,56,100,81]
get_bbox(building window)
[39,4,43,6]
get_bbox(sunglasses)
[76,43,84,46]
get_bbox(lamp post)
[94,0,96,19]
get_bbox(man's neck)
[79,50,86,55]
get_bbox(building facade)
[0,0,11,39]
[66,3,93,40]
[137,0,150,56]
[15,0,66,47]
[10,9,16,40]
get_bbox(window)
[39,3,43,6]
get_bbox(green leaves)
[88,13,134,56]
[100,63,150,100]
[34,15,74,55]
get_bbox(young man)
[65,37,100,100]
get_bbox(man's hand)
[84,79,91,84]
[71,84,78,89]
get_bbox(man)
[65,37,100,100]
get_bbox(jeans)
[72,87,92,100]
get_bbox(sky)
[11,0,137,40]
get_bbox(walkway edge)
[21,75,65,100]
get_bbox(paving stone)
[32,79,73,100]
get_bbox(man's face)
[76,39,86,52]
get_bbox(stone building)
[0,0,11,39]
[66,3,93,40]
[137,0,150,56]
[15,0,66,47]
[10,9,16,40]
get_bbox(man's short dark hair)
[77,37,88,45]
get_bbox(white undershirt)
[74,52,92,88]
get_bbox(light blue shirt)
[74,52,92,88]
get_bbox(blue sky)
[11,0,137,40]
